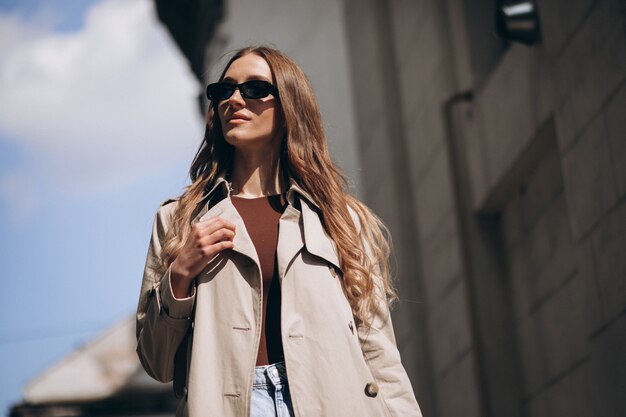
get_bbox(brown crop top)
[231,193,288,366]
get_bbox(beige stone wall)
[344,0,626,415]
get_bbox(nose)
[227,87,245,107]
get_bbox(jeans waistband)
[253,361,288,388]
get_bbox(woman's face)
[217,53,283,152]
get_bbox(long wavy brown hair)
[160,45,396,327]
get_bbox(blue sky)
[0,0,203,413]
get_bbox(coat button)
[365,382,379,397]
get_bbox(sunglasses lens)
[206,80,277,101]
[206,83,234,101]
[241,81,272,99]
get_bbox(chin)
[222,129,244,144]
[224,133,251,146]
[224,136,267,149]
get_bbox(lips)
[227,112,251,123]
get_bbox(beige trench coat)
[136,175,422,417]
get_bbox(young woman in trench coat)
[136,45,423,417]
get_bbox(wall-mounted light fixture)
[495,0,542,45]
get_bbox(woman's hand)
[170,217,236,298]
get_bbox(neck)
[230,145,286,198]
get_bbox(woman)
[136,45,422,417]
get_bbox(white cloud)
[0,0,204,198]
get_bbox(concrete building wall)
[344,0,626,416]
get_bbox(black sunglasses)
[206,80,279,101]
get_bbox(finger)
[197,216,236,229]
[196,217,236,235]
[206,240,235,255]
[193,226,236,246]
[197,229,235,247]
[210,228,236,243]
[197,239,234,259]
[190,220,225,243]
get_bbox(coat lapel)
[190,173,342,276]
[191,176,229,225]
[286,179,342,271]
[276,204,305,279]
[300,199,342,271]
[194,178,260,267]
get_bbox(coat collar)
[192,172,322,223]
[192,172,341,272]
[202,172,320,210]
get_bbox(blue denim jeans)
[250,361,295,417]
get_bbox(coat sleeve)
[136,201,196,383]
[357,292,423,417]
[349,207,423,417]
